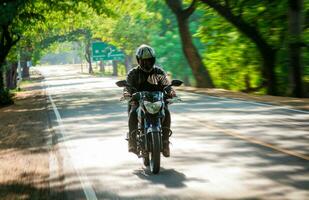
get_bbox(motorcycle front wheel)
[149,131,161,174]
[143,156,149,166]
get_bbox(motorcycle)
[116,79,183,174]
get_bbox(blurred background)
[1,0,308,106]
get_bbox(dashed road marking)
[200,120,309,161]
[174,112,309,161]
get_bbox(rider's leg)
[128,104,138,153]
[162,107,171,157]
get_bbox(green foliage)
[303,2,309,96]
[117,63,127,78]
[1,0,307,96]
[194,1,294,94]
[195,8,262,91]
[0,89,14,106]
[147,0,194,85]
[151,30,193,84]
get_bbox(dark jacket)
[124,65,171,95]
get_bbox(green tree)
[165,0,214,88]
[288,0,305,97]
[199,0,289,95]
[146,0,193,85]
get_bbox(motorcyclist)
[123,44,176,157]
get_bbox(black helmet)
[136,44,156,72]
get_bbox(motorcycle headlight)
[144,100,162,114]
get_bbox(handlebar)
[120,94,182,104]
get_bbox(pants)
[128,103,171,141]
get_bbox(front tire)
[143,156,149,166]
[149,132,161,174]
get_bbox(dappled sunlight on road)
[35,65,309,199]
[171,92,309,158]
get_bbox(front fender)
[145,120,162,152]
[147,126,161,134]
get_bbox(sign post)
[92,42,125,61]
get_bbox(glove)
[123,92,131,98]
[168,90,177,98]
[121,92,132,101]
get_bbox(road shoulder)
[178,86,309,111]
[0,70,64,200]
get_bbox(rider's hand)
[123,92,131,98]
[168,90,176,98]
[123,92,132,101]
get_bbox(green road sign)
[92,42,125,61]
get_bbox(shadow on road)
[133,167,206,189]
[133,168,187,188]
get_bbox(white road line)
[44,78,98,200]
[189,92,309,114]
[41,79,59,193]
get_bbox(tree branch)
[0,25,20,67]
[200,0,274,52]
[183,0,197,18]
[12,35,21,46]
[165,0,182,15]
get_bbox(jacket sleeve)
[158,73,170,86]
[123,68,136,95]
[157,68,176,94]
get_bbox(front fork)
[144,118,163,152]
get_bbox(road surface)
[38,65,309,200]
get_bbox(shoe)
[162,141,170,157]
[128,137,137,154]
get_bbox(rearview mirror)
[115,80,128,87]
[171,80,183,87]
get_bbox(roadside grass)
[1,75,40,108]
[0,89,14,106]
[10,78,36,94]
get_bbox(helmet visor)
[140,58,155,72]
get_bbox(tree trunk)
[0,57,7,96]
[244,74,251,92]
[88,60,93,74]
[112,60,118,76]
[0,66,4,94]
[165,0,214,88]
[261,48,277,95]
[99,61,105,73]
[288,0,304,97]
[22,60,30,79]
[22,65,30,78]
[85,41,93,74]
[177,15,214,88]
[0,25,20,105]
[0,54,5,93]
[6,63,18,89]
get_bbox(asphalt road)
[38,65,309,200]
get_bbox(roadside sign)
[92,42,125,61]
